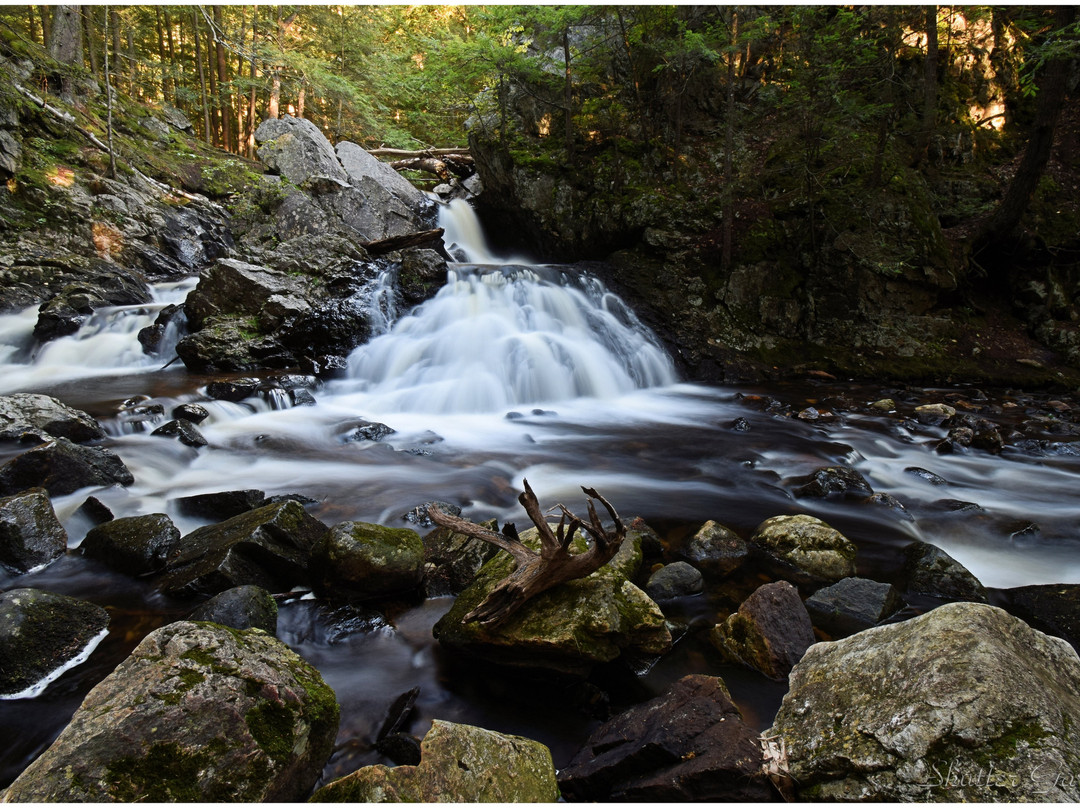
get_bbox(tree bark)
[722,8,737,270]
[155,7,172,104]
[103,6,115,179]
[914,6,939,166]
[49,5,83,100]
[82,6,98,77]
[362,228,449,257]
[38,6,52,51]
[192,10,211,145]
[213,6,232,152]
[247,6,259,157]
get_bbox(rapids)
[2,197,1080,785]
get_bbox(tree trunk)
[155,7,171,104]
[722,8,737,270]
[247,6,259,157]
[126,26,136,98]
[103,6,116,179]
[213,6,232,152]
[563,26,574,163]
[109,9,120,83]
[27,7,39,49]
[915,6,938,166]
[38,6,51,51]
[192,10,211,145]
[49,5,84,100]
[297,85,305,119]
[82,6,98,77]
[973,4,1077,255]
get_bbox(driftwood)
[427,479,626,627]
[361,227,449,258]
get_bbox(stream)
[2,199,1080,788]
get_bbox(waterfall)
[438,198,533,265]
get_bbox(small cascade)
[438,198,533,265]
[356,267,401,337]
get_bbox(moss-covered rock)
[1,621,338,801]
[433,525,669,676]
[312,719,558,802]
[0,588,108,697]
[750,513,857,584]
[770,602,1080,801]
[312,521,425,600]
[79,512,181,577]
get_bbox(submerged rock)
[1,621,339,801]
[0,487,67,573]
[433,526,669,676]
[794,465,874,499]
[0,393,105,444]
[558,674,773,801]
[312,719,558,802]
[151,418,208,448]
[0,438,134,497]
[770,602,1080,801]
[173,488,267,521]
[710,580,815,679]
[311,521,425,600]
[750,514,857,584]
[0,588,108,697]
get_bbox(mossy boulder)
[770,602,1080,801]
[158,500,328,598]
[312,719,558,802]
[79,512,182,576]
[0,588,108,697]
[312,521,425,600]
[433,525,670,676]
[750,513,857,584]
[1,621,339,801]
[0,487,67,573]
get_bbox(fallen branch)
[428,479,626,627]
[361,227,449,258]
[389,155,474,181]
[368,147,470,158]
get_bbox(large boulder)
[255,115,349,186]
[157,500,329,598]
[0,438,134,497]
[312,521,425,600]
[0,394,105,443]
[79,512,183,577]
[770,602,1080,801]
[433,526,670,676]
[558,674,774,801]
[1,621,339,801]
[710,580,815,679]
[312,719,558,802]
[183,258,312,331]
[336,141,432,216]
[0,487,67,573]
[0,588,109,698]
[750,514,857,584]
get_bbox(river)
[1,198,1079,786]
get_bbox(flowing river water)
[2,199,1080,786]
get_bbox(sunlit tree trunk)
[82,7,99,78]
[213,6,232,152]
[27,7,39,48]
[192,9,211,145]
[38,6,52,51]
[49,5,83,99]
[247,6,259,156]
[155,7,172,104]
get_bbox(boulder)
[914,402,957,425]
[255,115,349,187]
[0,393,105,443]
[558,674,774,801]
[151,418,208,448]
[0,438,134,497]
[157,500,329,598]
[770,602,1080,801]
[422,517,500,597]
[205,377,261,402]
[804,576,904,637]
[903,541,988,602]
[0,588,109,698]
[311,521,425,600]
[188,584,279,634]
[312,719,558,802]
[1,621,339,801]
[173,488,267,521]
[172,403,210,424]
[750,514,857,584]
[645,561,704,600]
[397,249,449,307]
[1002,584,1080,651]
[677,519,748,576]
[335,141,431,215]
[0,487,67,573]
[183,258,310,331]
[710,580,815,680]
[433,526,669,676]
[794,465,874,499]
[79,513,182,576]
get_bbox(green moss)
[104,742,226,801]
[245,700,296,765]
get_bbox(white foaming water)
[0,278,195,395]
[438,198,534,265]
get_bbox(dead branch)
[368,147,470,158]
[427,479,625,627]
[361,227,450,259]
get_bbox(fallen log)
[361,227,449,258]
[368,147,470,158]
[427,479,626,627]
[389,155,476,181]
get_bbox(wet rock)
[0,438,134,497]
[0,588,109,697]
[312,719,558,802]
[340,420,396,443]
[795,465,874,499]
[397,249,448,307]
[303,353,349,380]
[151,418,208,448]
[902,541,988,602]
[558,674,773,802]
[311,521,425,600]
[404,500,460,529]
[677,519,748,576]
[290,388,316,406]
[2,621,338,801]
[188,584,279,634]
[376,733,423,766]
[255,115,349,187]
[710,581,815,680]
[750,514,857,584]
[914,402,956,425]
[863,491,913,520]
[0,393,105,443]
[770,602,1080,801]
[731,416,751,431]
[184,259,309,332]
[434,526,669,676]
[936,426,973,453]
[645,562,704,600]
[804,577,904,637]
[1002,584,1080,651]
[422,516,499,597]
[137,303,183,355]
[172,403,209,424]
[79,513,182,577]
[205,377,260,402]
[930,497,985,513]
[869,398,895,411]
[0,488,67,573]
[173,489,266,521]
[904,466,949,485]
[76,495,113,526]
[158,500,329,599]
